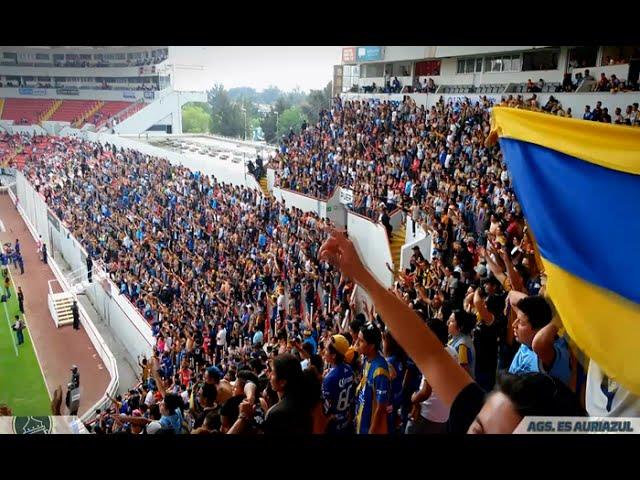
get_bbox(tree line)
[182,81,332,143]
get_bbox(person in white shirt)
[144,388,156,406]
[406,319,456,434]
[215,323,227,362]
[277,291,286,321]
[180,387,190,406]
[586,360,640,417]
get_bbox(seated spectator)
[525,79,536,92]
[595,73,610,92]
[561,73,574,92]
[614,107,625,124]
[610,74,622,92]
[601,107,612,123]
[525,94,539,109]
[542,96,559,112]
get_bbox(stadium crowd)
[2,88,639,434]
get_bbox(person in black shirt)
[483,277,517,371]
[469,287,498,393]
[17,286,24,314]
[72,301,80,330]
[192,382,218,430]
[86,255,93,283]
[228,353,314,434]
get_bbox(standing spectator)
[72,300,80,330]
[507,292,571,386]
[41,242,47,264]
[470,287,498,392]
[596,73,610,92]
[447,310,476,379]
[382,331,406,433]
[592,101,603,121]
[355,322,391,434]
[239,353,314,434]
[321,334,355,434]
[215,323,227,362]
[17,286,24,314]
[15,253,24,275]
[36,235,42,259]
[12,315,25,345]
[379,205,393,239]
[4,275,10,300]
[406,318,455,434]
[86,254,93,283]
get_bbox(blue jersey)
[385,355,405,411]
[355,355,391,434]
[509,338,572,386]
[322,363,355,433]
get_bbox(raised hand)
[318,228,366,282]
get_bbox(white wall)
[356,76,384,88]
[382,46,437,62]
[426,91,640,114]
[6,124,47,135]
[272,187,325,216]
[347,211,394,288]
[326,188,347,229]
[437,57,567,87]
[400,238,430,272]
[41,121,71,136]
[267,167,275,192]
[0,87,148,102]
[435,46,548,58]
[400,217,432,271]
[389,209,404,231]
[113,90,205,135]
[341,92,428,107]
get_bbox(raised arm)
[319,228,473,408]
[532,322,560,371]
[473,289,494,325]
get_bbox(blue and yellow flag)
[490,107,640,395]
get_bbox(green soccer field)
[0,275,51,416]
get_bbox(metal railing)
[96,99,145,132]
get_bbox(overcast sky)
[169,46,342,93]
